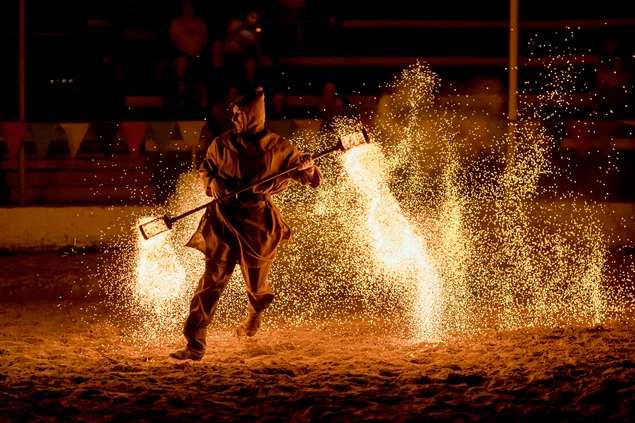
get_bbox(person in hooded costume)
[170,87,322,361]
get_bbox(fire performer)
[170,87,322,360]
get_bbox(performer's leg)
[179,259,236,356]
[236,260,274,337]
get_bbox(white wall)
[0,206,155,250]
[0,202,633,251]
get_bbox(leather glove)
[207,178,225,199]
[297,153,315,171]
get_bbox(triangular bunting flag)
[119,121,147,155]
[76,125,103,156]
[293,119,321,134]
[268,120,298,139]
[1,122,27,158]
[178,121,206,147]
[30,123,58,158]
[150,122,176,152]
[60,123,89,159]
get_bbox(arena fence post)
[18,0,27,205]
[507,0,519,165]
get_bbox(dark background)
[1,0,634,121]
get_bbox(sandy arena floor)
[0,253,634,421]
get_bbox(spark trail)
[117,57,631,343]
[343,144,443,339]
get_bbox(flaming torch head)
[139,216,172,240]
[340,127,371,151]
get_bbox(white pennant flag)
[61,123,89,159]
[178,121,206,148]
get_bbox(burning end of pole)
[340,127,370,151]
[139,216,172,240]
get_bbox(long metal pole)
[18,0,26,205]
[169,143,341,224]
[507,0,519,163]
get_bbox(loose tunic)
[187,130,321,267]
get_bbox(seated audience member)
[319,81,348,128]
[169,0,208,112]
[170,0,208,59]
[223,11,262,88]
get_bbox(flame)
[343,144,443,339]
[134,217,187,320]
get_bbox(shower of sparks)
[343,143,443,339]
[133,219,187,338]
[133,173,208,341]
[135,223,186,305]
[103,40,634,343]
[525,29,590,121]
[101,174,209,343]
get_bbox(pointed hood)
[231,86,266,136]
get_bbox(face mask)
[231,104,247,134]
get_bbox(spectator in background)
[116,0,164,97]
[223,19,248,88]
[240,10,263,83]
[206,39,229,132]
[169,0,208,114]
[223,11,262,89]
[170,0,208,59]
[319,81,347,129]
[274,0,307,46]
[596,38,633,118]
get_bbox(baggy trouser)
[183,258,274,353]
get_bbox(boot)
[235,311,262,337]
[169,347,203,361]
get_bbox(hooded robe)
[186,88,321,267]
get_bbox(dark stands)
[0,1,634,205]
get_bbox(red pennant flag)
[1,122,27,158]
[119,122,147,155]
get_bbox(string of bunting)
[118,122,147,156]
[30,123,59,158]
[60,123,90,159]
[148,122,177,152]
[0,120,214,158]
[0,120,319,158]
[1,122,27,158]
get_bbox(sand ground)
[0,252,634,421]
